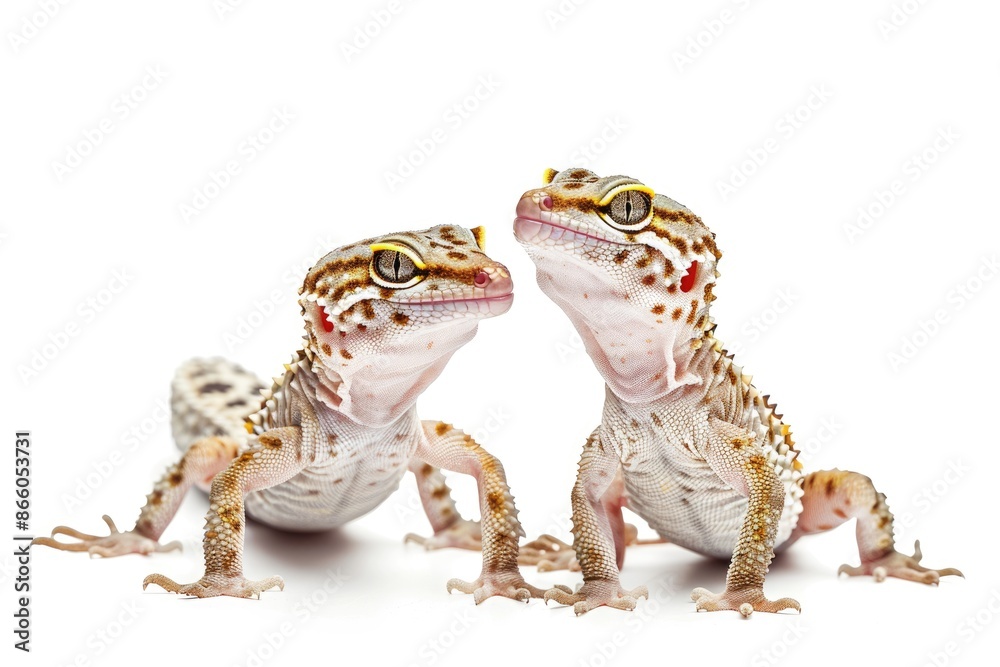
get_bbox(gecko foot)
[405,519,482,551]
[544,579,649,615]
[838,540,963,585]
[31,515,181,558]
[447,569,547,604]
[519,534,580,572]
[691,586,800,616]
[143,572,284,599]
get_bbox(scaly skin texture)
[35,225,542,603]
[514,168,962,616]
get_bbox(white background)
[3,1,999,666]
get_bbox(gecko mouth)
[390,293,514,316]
[514,216,621,248]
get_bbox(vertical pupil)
[625,197,633,221]
[393,252,401,280]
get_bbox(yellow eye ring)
[597,183,655,207]
[369,242,427,268]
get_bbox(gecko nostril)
[541,196,553,211]
[474,271,491,288]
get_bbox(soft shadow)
[245,519,354,569]
[655,554,730,593]
[631,543,816,593]
[768,544,821,575]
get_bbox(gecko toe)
[450,571,544,604]
[144,573,283,598]
[838,541,962,586]
[546,580,645,615]
[692,587,800,615]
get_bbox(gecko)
[513,168,962,615]
[34,224,544,603]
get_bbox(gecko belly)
[245,455,409,532]
[622,456,799,559]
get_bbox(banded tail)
[170,358,267,451]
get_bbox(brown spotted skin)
[170,358,266,458]
[788,470,962,584]
[515,168,960,616]
[38,225,542,604]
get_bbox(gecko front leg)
[543,430,649,615]
[33,436,239,558]
[143,427,306,598]
[690,418,800,616]
[410,420,544,604]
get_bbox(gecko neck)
[309,321,480,428]
[536,267,715,404]
[605,335,722,414]
[595,324,717,406]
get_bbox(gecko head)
[299,224,513,371]
[514,168,722,331]
[514,168,724,402]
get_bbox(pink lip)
[514,216,615,245]
[407,294,513,305]
[392,292,514,317]
[393,292,513,306]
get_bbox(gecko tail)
[170,358,267,451]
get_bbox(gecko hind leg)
[33,436,239,558]
[403,459,483,551]
[791,469,963,585]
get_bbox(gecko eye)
[606,191,651,229]
[373,250,417,284]
[599,185,655,231]
[369,243,427,289]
